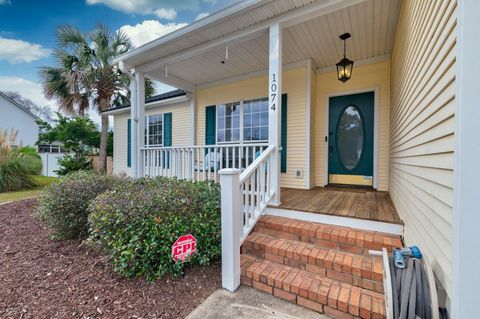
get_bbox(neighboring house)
[0,91,39,146]
[108,0,478,317]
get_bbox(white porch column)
[453,1,480,317]
[268,23,282,206]
[190,91,196,145]
[219,168,241,292]
[129,72,138,177]
[132,71,145,178]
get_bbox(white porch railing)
[219,145,276,292]
[141,143,268,181]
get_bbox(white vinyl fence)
[40,153,64,177]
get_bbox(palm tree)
[39,24,154,172]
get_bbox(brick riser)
[255,216,402,255]
[241,255,385,319]
[242,232,384,293]
[239,215,400,319]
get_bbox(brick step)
[254,215,402,255]
[242,232,384,293]
[241,254,386,319]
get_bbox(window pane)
[231,128,240,141]
[244,101,251,113]
[260,127,268,140]
[218,116,224,129]
[337,105,364,170]
[218,105,225,116]
[218,129,225,142]
[244,128,251,141]
[261,112,268,126]
[244,113,252,127]
[252,114,260,126]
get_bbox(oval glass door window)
[336,105,364,170]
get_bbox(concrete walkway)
[186,286,330,319]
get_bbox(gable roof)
[0,91,40,121]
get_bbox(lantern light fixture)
[336,33,354,83]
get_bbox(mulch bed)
[0,199,221,319]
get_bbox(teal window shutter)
[163,113,172,146]
[205,105,216,145]
[163,113,172,169]
[127,119,131,167]
[281,94,287,173]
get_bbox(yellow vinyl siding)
[113,112,131,176]
[196,66,309,189]
[112,100,191,176]
[389,0,456,307]
[314,60,391,191]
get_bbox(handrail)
[239,145,275,184]
[140,142,268,151]
[238,145,276,245]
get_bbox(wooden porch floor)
[277,186,403,225]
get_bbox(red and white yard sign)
[172,234,197,262]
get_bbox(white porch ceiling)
[126,0,401,89]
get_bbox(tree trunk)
[99,112,109,173]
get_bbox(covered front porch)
[113,0,404,307]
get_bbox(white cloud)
[0,37,51,64]
[86,0,190,19]
[119,20,188,47]
[154,8,176,20]
[0,77,51,108]
[195,12,209,21]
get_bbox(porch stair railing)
[219,145,276,291]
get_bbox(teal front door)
[328,92,374,186]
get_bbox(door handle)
[329,145,333,157]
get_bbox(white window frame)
[144,113,164,147]
[216,96,269,145]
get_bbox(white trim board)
[266,207,403,235]
[305,59,312,189]
[323,88,380,189]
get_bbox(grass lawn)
[0,176,59,203]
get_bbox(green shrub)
[0,133,43,192]
[0,148,42,192]
[13,146,42,175]
[36,171,126,239]
[55,151,92,176]
[88,177,221,280]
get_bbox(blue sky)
[0,0,235,119]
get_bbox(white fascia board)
[104,95,190,116]
[135,0,366,73]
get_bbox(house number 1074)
[270,73,277,111]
